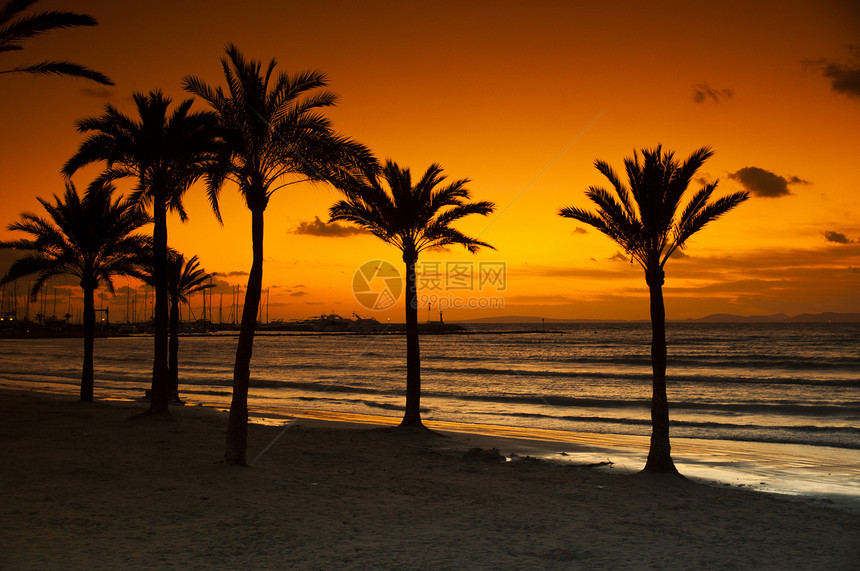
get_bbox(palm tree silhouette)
[0,0,111,84]
[137,252,213,402]
[183,44,375,464]
[330,160,495,429]
[62,89,221,415]
[0,181,148,401]
[559,145,749,474]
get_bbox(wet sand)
[253,407,860,505]
[1,389,858,569]
[6,374,859,504]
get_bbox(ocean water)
[1,322,858,450]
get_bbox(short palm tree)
[0,181,148,401]
[183,44,374,465]
[330,160,495,429]
[137,252,213,402]
[0,0,112,84]
[559,145,749,474]
[62,89,221,415]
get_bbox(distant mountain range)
[454,312,860,324]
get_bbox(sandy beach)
[1,389,858,569]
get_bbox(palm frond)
[0,180,148,297]
[672,181,716,245]
[419,226,495,255]
[0,60,112,84]
[183,44,375,218]
[0,7,96,47]
[669,191,750,259]
[559,145,748,273]
[330,160,494,261]
[0,1,111,84]
[65,89,222,228]
[0,1,37,28]
[181,75,217,105]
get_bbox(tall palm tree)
[62,89,221,415]
[330,160,495,429]
[559,145,749,474]
[0,181,148,400]
[137,252,213,402]
[183,44,375,465]
[0,0,112,84]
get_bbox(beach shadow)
[129,408,177,422]
[630,470,691,484]
[386,424,448,438]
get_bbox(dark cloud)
[823,231,853,244]
[81,87,113,99]
[212,270,249,277]
[692,83,733,104]
[517,243,860,316]
[289,291,307,297]
[822,62,860,99]
[609,251,629,263]
[207,277,238,294]
[728,166,808,198]
[804,46,860,99]
[572,227,588,235]
[525,243,860,282]
[292,216,365,237]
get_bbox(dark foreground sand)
[1,390,858,570]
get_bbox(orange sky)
[1,0,859,322]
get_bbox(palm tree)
[0,181,148,400]
[330,160,495,429]
[136,254,214,402]
[62,89,221,415]
[137,252,213,402]
[0,0,112,84]
[559,145,749,474]
[183,44,375,465]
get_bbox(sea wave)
[419,365,860,387]
[192,374,860,417]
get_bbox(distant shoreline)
[2,316,857,339]
[451,312,860,324]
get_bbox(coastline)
[1,388,858,569]
[3,375,860,507]
[260,409,860,505]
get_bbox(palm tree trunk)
[80,284,95,402]
[399,255,423,428]
[169,297,180,402]
[148,193,170,413]
[225,207,264,465]
[643,266,678,474]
